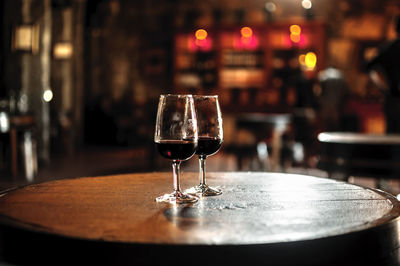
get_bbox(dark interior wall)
[79,0,400,146]
[50,0,86,152]
[0,0,399,155]
[82,0,171,146]
[2,0,22,97]
[0,1,3,97]
[1,0,47,100]
[1,0,53,162]
[84,0,175,102]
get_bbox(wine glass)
[154,94,199,204]
[185,95,223,196]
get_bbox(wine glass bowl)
[185,95,223,196]
[154,94,199,204]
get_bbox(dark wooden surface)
[317,132,400,179]
[0,172,399,265]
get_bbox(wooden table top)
[0,172,399,265]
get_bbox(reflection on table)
[0,172,399,265]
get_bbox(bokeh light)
[299,54,306,65]
[265,2,276,12]
[305,52,317,69]
[241,27,253,38]
[195,29,208,40]
[290,34,301,43]
[289,25,301,35]
[302,0,312,9]
[43,89,53,102]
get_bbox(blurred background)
[0,0,399,191]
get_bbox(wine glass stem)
[199,155,206,185]
[172,160,182,193]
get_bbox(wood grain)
[0,172,399,265]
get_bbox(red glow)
[290,33,301,43]
[234,33,259,50]
[189,35,213,51]
[282,35,292,48]
[298,34,308,48]
[288,33,308,48]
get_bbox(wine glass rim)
[160,94,194,98]
[193,95,219,98]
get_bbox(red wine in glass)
[185,95,223,197]
[196,136,222,157]
[154,94,198,204]
[156,140,197,161]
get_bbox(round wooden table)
[0,172,399,265]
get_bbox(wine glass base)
[185,184,222,197]
[156,191,198,204]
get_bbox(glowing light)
[265,2,276,12]
[53,42,73,59]
[299,54,306,65]
[305,52,317,69]
[290,25,301,35]
[195,29,208,40]
[234,28,259,50]
[289,25,301,44]
[290,34,301,43]
[0,112,9,133]
[241,27,253,38]
[302,0,312,9]
[43,89,53,102]
[190,31,213,51]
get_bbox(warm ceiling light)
[43,89,53,102]
[302,0,312,9]
[240,26,253,38]
[289,25,301,35]
[298,54,306,65]
[265,2,276,12]
[195,29,208,40]
[290,33,301,43]
[54,42,73,59]
[305,52,317,69]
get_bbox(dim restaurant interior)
[1,0,400,192]
[2,0,400,265]
[0,0,400,193]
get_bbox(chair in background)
[317,132,400,185]
[8,114,37,181]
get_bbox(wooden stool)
[9,114,37,180]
